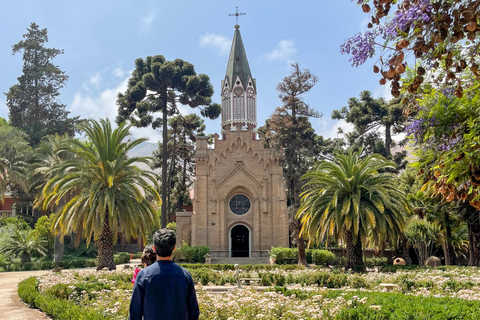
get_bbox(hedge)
[270,247,336,265]
[173,245,209,263]
[18,277,107,320]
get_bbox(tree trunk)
[345,230,364,271]
[96,214,116,270]
[161,103,168,228]
[467,215,476,266]
[53,235,64,267]
[385,122,392,157]
[444,210,454,265]
[296,222,309,267]
[20,252,31,264]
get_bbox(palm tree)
[41,119,160,270]
[297,149,408,270]
[0,228,47,263]
[33,134,72,266]
[0,124,31,201]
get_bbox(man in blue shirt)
[129,229,199,320]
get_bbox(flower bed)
[18,266,480,319]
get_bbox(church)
[176,23,289,258]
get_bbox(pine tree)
[5,22,79,146]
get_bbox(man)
[129,229,199,320]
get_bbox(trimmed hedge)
[18,277,107,320]
[270,247,336,265]
[173,245,209,263]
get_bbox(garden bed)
[18,266,480,319]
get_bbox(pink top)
[131,267,141,284]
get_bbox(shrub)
[312,250,335,266]
[173,245,209,263]
[114,252,131,264]
[365,256,388,268]
[18,277,109,320]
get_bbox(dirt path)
[0,270,51,320]
[0,260,140,320]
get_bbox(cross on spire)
[229,6,245,27]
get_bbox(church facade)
[176,24,289,258]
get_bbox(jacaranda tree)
[297,149,408,270]
[41,119,160,270]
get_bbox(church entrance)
[230,225,249,257]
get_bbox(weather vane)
[229,6,245,27]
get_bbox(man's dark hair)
[153,228,176,257]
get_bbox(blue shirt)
[129,260,199,320]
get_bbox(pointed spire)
[225,26,254,90]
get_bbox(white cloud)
[113,67,128,78]
[89,73,102,89]
[265,40,297,62]
[139,11,157,34]
[70,76,160,142]
[199,33,231,55]
[373,84,393,101]
[315,118,354,140]
[70,74,198,143]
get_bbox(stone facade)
[176,24,289,258]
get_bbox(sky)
[0,0,393,143]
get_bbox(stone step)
[210,257,270,265]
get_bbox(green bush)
[312,250,336,266]
[270,247,336,265]
[114,252,131,264]
[18,277,108,320]
[365,256,388,268]
[173,245,209,263]
[132,252,142,259]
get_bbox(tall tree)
[41,119,160,270]
[332,90,408,170]
[260,63,320,266]
[5,23,80,146]
[117,55,220,228]
[151,113,206,220]
[298,149,408,271]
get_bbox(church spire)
[221,23,257,131]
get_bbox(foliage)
[0,124,31,200]
[152,114,206,221]
[40,119,160,270]
[365,257,388,268]
[173,245,209,263]
[404,217,441,266]
[32,213,55,254]
[343,0,480,99]
[0,216,30,230]
[166,221,176,232]
[332,90,407,170]
[0,228,47,263]
[298,149,408,270]
[259,62,324,266]
[269,246,336,265]
[5,22,80,146]
[117,55,220,228]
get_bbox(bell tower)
[221,23,257,133]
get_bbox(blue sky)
[0,1,392,142]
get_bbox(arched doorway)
[230,225,249,257]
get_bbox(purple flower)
[341,31,378,67]
[382,0,433,39]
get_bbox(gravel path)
[0,260,141,320]
[0,270,51,320]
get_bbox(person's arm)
[129,272,145,320]
[186,275,199,320]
